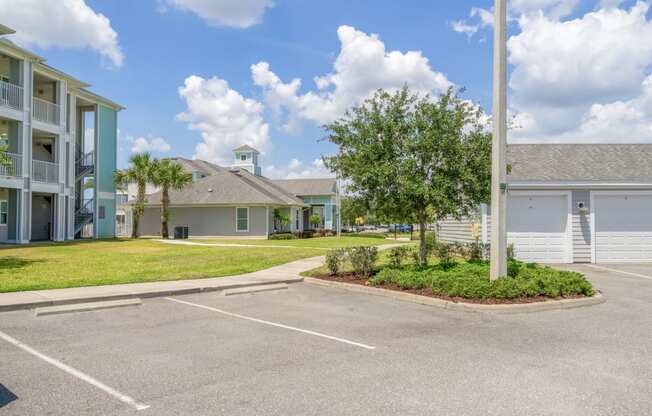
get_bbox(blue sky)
[4,0,652,176]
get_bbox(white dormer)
[232,145,261,176]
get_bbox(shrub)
[292,230,314,239]
[434,243,455,269]
[309,214,322,229]
[507,243,516,260]
[269,233,294,240]
[348,246,378,277]
[369,261,595,300]
[409,246,420,264]
[388,246,409,268]
[424,233,437,255]
[467,239,489,262]
[325,249,347,275]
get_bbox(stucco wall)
[139,206,269,237]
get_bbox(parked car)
[389,224,413,233]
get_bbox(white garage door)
[594,194,652,263]
[507,194,570,263]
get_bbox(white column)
[490,0,508,280]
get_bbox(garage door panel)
[594,194,652,263]
[506,194,570,263]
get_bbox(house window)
[295,210,299,229]
[0,200,7,225]
[236,207,249,232]
[98,205,105,220]
[240,154,247,161]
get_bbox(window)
[295,209,299,229]
[236,207,249,232]
[240,154,247,161]
[0,200,7,225]
[98,205,105,220]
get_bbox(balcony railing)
[0,80,23,111]
[0,152,22,177]
[33,97,60,125]
[32,159,59,183]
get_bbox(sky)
[2,0,652,178]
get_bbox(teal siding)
[96,105,117,238]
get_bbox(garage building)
[437,144,652,264]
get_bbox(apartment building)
[0,24,122,244]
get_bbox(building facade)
[0,25,122,244]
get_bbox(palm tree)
[113,153,157,238]
[152,160,192,238]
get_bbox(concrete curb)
[223,283,288,296]
[34,299,143,317]
[303,277,606,314]
[0,277,304,313]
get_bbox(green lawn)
[0,237,402,293]
[190,236,400,249]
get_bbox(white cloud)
[130,136,172,154]
[265,158,333,179]
[252,25,453,131]
[509,2,652,142]
[510,0,580,19]
[450,20,479,37]
[177,75,270,165]
[1,0,123,67]
[165,0,274,28]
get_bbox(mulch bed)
[310,273,588,305]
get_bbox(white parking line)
[0,330,150,411]
[587,265,652,281]
[165,297,376,350]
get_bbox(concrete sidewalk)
[0,255,324,313]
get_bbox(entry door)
[507,193,571,263]
[31,195,52,241]
[593,193,652,262]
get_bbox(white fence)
[33,97,60,125]
[32,159,59,183]
[0,80,23,110]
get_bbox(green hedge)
[370,261,595,299]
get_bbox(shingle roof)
[507,144,652,183]
[164,157,223,176]
[233,144,260,153]
[145,168,306,206]
[273,178,337,196]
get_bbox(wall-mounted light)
[577,201,589,214]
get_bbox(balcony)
[0,80,23,111]
[33,97,60,125]
[32,159,58,183]
[0,152,22,177]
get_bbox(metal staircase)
[74,149,95,238]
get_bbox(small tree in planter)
[273,208,290,233]
[309,213,322,230]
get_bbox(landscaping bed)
[306,245,596,305]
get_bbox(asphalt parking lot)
[1,264,652,416]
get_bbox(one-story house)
[438,144,652,264]
[122,146,340,238]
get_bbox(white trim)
[235,206,249,233]
[509,182,652,190]
[508,190,574,264]
[590,190,652,264]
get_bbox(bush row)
[269,229,338,240]
[325,246,379,277]
[370,261,595,299]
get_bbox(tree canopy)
[324,87,491,264]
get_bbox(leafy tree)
[309,213,322,229]
[152,159,193,238]
[324,87,491,265]
[340,196,367,228]
[113,153,157,238]
[273,208,291,232]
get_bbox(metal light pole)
[490,0,508,280]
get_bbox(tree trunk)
[161,186,169,239]
[132,181,146,239]
[419,220,427,265]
